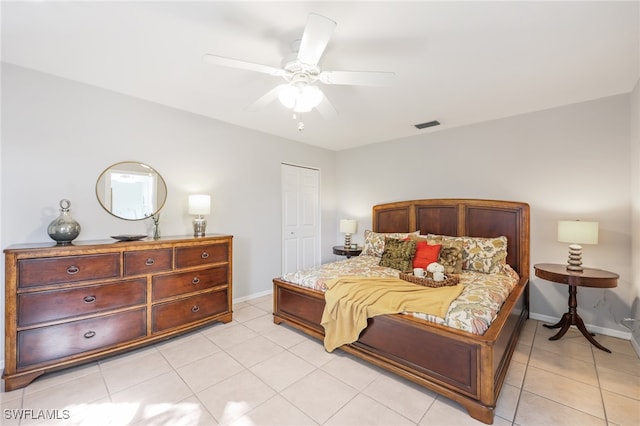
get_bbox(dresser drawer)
[152,289,228,333]
[17,308,146,367]
[18,254,121,288]
[124,248,172,276]
[175,242,229,268]
[152,266,228,301]
[18,278,147,326]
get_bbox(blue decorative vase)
[47,199,81,245]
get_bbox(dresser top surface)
[5,234,233,253]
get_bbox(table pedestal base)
[543,286,611,353]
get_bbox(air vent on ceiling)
[414,120,440,129]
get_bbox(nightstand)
[534,263,618,353]
[332,245,362,259]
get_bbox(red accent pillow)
[412,241,442,269]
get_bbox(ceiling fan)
[203,13,395,123]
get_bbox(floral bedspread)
[280,255,519,335]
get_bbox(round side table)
[534,263,618,353]
[332,245,362,259]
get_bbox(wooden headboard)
[372,199,530,276]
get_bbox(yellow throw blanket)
[321,276,464,352]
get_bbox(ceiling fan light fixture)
[278,84,323,112]
[277,84,297,108]
[204,13,395,120]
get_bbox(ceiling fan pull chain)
[293,110,305,131]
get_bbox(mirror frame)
[96,161,167,221]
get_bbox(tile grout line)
[526,322,614,423]
[197,315,324,424]
[591,346,610,425]
[509,320,537,425]
[231,310,419,425]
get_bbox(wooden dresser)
[3,234,233,391]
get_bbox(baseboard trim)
[234,289,272,305]
[631,335,640,357]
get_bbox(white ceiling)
[2,1,638,151]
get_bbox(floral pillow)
[427,234,508,274]
[361,230,420,258]
[378,238,416,272]
[464,236,508,274]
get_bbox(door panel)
[282,164,320,274]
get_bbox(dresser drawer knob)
[191,305,200,313]
[66,265,80,275]
[83,295,96,303]
[191,277,200,285]
[83,331,96,339]
[145,258,155,266]
[201,252,209,259]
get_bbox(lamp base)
[566,244,583,271]
[344,233,352,249]
[193,216,207,237]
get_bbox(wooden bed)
[272,199,530,424]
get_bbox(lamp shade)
[557,220,598,245]
[339,219,357,234]
[188,194,211,215]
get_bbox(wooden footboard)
[273,276,529,424]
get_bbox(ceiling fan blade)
[297,13,337,66]
[247,85,283,111]
[319,70,396,86]
[203,54,286,77]
[316,92,337,119]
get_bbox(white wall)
[336,94,633,338]
[0,64,338,366]
[631,78,640,349]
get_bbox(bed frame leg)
[467,404,494,425]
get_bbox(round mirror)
[96,161,167,220]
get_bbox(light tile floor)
[2,295,639,425]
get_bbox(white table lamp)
[557,220,598,271]
[339,219,357,248]
[189,194,211,237]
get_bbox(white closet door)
[282,164,320,275]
